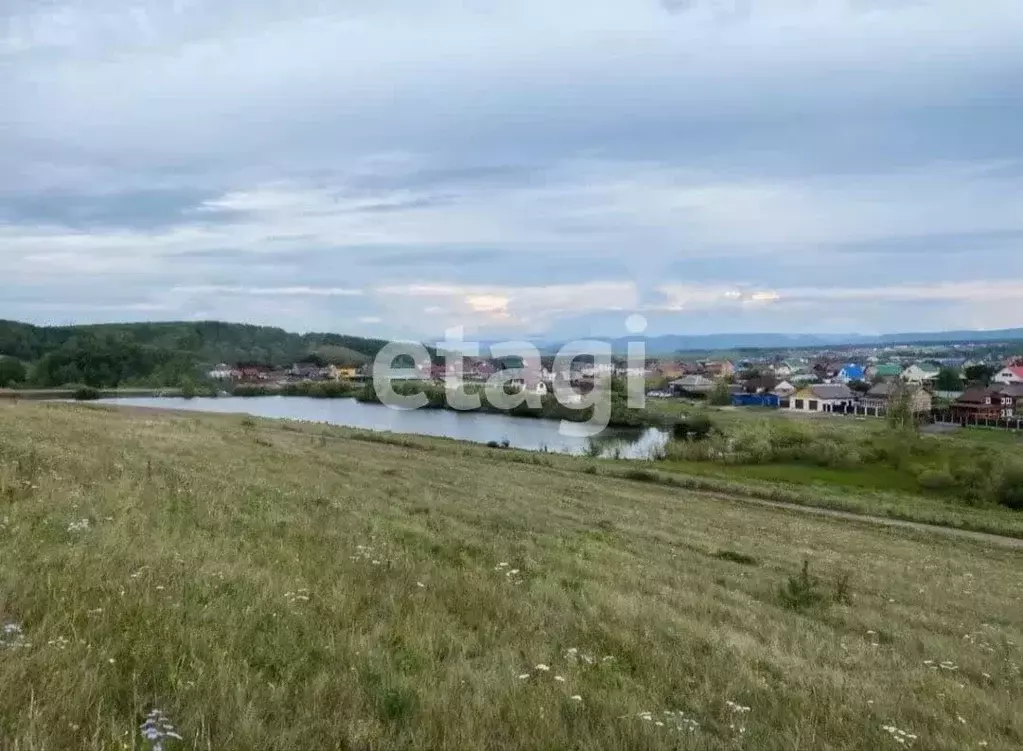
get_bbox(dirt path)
[710,493,1023,550]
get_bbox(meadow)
[646,399,1023,518]
[1,402,1021,750]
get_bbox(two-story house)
[950,386,1004,421]
[862,382,933,414]
[992,383,1023,417]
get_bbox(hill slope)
[0,402,1019,749]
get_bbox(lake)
[96,396,669,459]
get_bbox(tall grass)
[1,403,1021,749]
[662,417,1023,509]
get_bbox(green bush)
[686,414,714,440]
[916,468,955,492]
[72,386,101,401]
[779,560,825,610]
[996,467,1023,511]
[707,381,732,406]
[0,357,27,388]
[714,550,758,566]
[624,468,659,483]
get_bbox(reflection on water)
[96,396,668,459]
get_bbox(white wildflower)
[570,695,583,702]
[554,675,566,683]
[140,708,183,750]
[517,674,530,680]
[1,622,30,649]
[534,663,550,672]
[67,518,90,533]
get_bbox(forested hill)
[0,320,393,388]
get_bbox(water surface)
[97,396,668,459]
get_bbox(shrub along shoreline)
[353,380,666,429]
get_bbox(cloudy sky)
[3,0,1023,341]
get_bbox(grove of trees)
[0,320,394,389]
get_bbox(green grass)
[661,459,922,494]
[1,402,1022,750]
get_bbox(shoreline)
[0,387,182,400]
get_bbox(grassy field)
[646,398,1023,519]
[1,402,1022,750]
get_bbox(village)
[206,346,1023,428]
[661,357,1023,425]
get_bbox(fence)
[931,411,1023,431]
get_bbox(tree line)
[0,320,393,389]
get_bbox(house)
[741,373,779,394]
[320,364,339,380]
[992,383,1023,417]
[950,386,1005,421]
[670,375,716,396]
[992,366,1023,385]
[788,384,859,413]
[901,364,940,384]
[835,364,866,384]
[772,362,795,378]
[772,380,797,398]
[290,362,321,380]
[703,361,735,379]
[208,363,234,380]
[334,366,359,380]
[866,363,902,381]
[815,361,846,379]
[509,373,548,396]
[238,366,271,382]
[861,382,932,414]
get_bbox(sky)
[3,0,1023,342]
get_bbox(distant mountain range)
[589,328,1023,355]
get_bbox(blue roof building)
[836,364,865,383]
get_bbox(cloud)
[374,281,638,333]
[656,279,1023,311]
[171,285,363,297]
[2,1,1023,336]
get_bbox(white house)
[773,362,795,378]
[772,380,797,398]
[901,364,940,384]
[992,366,1023,385]
[788,384,859,412]
[208,364,234,380]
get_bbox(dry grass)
[1,402,1021,750]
